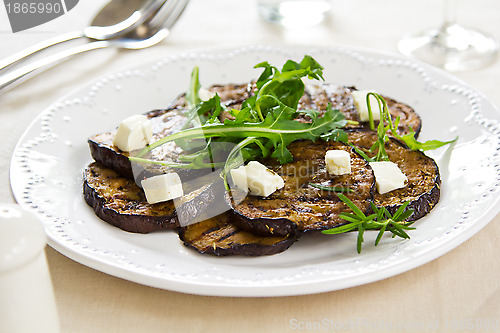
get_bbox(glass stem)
[437,0,470,52]
[443,0,457,27]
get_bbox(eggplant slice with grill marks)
[229,139,376,236]
[217,82,422,137]
[84,162,298,255]
[89,82,421,181]
[347,130,440,221]
[178,213,297,256]
[88,83,252,180]
[297,84,422,137]
[83,162,178,233]
[88,109,189,180]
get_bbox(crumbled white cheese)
[325,149,351,175]
[230,161,284,197]
[352,90,382,122]
[113,114,153,152]
[229,165,248,192]
[141,173,184,204]
[369,161,407,194]
[199,87,215,101]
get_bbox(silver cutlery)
[0,0,189,91]
[0,0,168,73]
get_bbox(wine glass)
[398,0,498,71]
[257,0,332,28]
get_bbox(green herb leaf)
[397,128,458,151]
[348,143,375,162]
[134,56,347,170]
[136,95,347,166]
[186,66,201,107]
[320,222,360,234]
[340,193,366,218]
[254,55,324,112]
[322,193,415,253]
[181,93,225,131]
[363,92,458,159]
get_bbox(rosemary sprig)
[322,193,415,253]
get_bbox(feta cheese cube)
[113,114,153,152]
[352,90,382,122]
[369,161,408,194]
[325,150,351,175]
[229,165,248,192]
[199,87,215,101]
[141,173,184,204]
[246,161,284,197]
[229,161,284,197]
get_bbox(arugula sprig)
[186,66,201,108]
[322,193,416,253]
[361,93,457,162]
[130,56,348,169]
[130,103,347,164]
[253,55,325,121]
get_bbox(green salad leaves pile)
[130,56,348,170]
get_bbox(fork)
[0,0,189,91]
[0,0,169,74]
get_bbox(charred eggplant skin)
[178,213,297,256]
[228,206,299,238]
[298,84,422,137]
[347,130,441,221]
[399,181,440,221]
[229,139,375,236]
[84,163,296,256]
[83,162,178,233]
[89,82,421,180]
[88,133,134,178]
[88,84,252,180]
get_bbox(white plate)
[10,45,500,297]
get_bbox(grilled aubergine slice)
[297,84,422,137]
[217,82,422,136]
[89,82,421,180]
[88,83,252,180]
[88,109,198,181]
[348,130,440,221]
[178,213,297,256]
[229,139,376,236]
[177,129,440,240]
[83,162,178,233]
[84,162,297,255]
